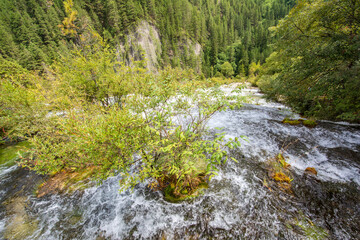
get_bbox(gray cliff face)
[118,20,162,72]
[118,20,202,72]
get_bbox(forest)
[0,0,294,74]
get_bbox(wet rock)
[302,120,317,128]
[305,167,317,176]
[36,167,97,197]
[273,172,291,183]
[282,118,302,125]
[3,196,38,240]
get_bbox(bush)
[0,57,49,142]
[19,43,245,200]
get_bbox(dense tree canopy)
[0,0,293,76]
[258,0,360,122]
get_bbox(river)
[0,85,359,239]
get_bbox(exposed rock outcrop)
[118,20,202,73]
[118,20,162,72]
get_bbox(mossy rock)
[302,120,317,128]
[164,182,208,203]
[282,118,317,128]
[292,212,329,239]
[282,118,302,125]
[0,141,31,166]
[273,172,291,183]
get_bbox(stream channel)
[0,85,359,239]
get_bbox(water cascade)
[1,86,359,239]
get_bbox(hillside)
[0,0,293,75]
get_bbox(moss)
[282,118,302,125]
[305,167,317,176]
[0,141,31,166]
[293,212,329,240]
[273,172,291,183]
[303,120,317,128]
[164,182,208,203]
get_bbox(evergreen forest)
[0,0,294,74]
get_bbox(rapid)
[0,85,359,239]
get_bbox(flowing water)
[0,86,359,239]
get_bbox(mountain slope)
[0,0,293,75]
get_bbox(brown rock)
[305,167,317,176]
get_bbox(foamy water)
[1,85,359,239]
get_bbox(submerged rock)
[36,167,97,197]
[3,196,38,240]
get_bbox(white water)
[1,85,360,239]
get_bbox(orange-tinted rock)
[305,167,317,176]
[36,167,97,197]
[273,172,291,183]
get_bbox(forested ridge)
[0,0,294,75]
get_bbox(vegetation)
[0,0,256,200]
[1,0,359,201]
[0,57,49,142]
[1,26,244,200]
[0,141,31,166]
[258,0,360,122]
[0,0,293,76]
[265,151,293,193]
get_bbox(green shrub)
[19,43,245,200]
